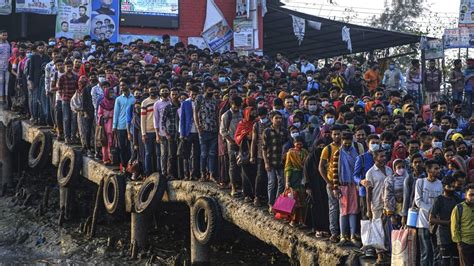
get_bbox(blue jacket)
[180,99,194,137]
[353,152,374,196]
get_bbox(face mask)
[396,168,405,176]
[109,47,115,52]
[158,58,165,64]
[321,101,329,108]
[389,65,395,70]
[307,76,313,82]
[150,92,158,97]
[48,41,56,46]
[369,144,380,152]
[445,189,455,196]
[293,122,301,128]
[161,93,169,98]
[291,132,300,139]
[91,44,96,50]
[218,77,226,84]
[325,117,335,125]
[432,141,443,149]
[455,107,462,113]
[441,125,449,131]
[458,150,468,157]
[260,118,269,124]
[84,40,91,47]
[465,140,472,147]
[26,52,32,58]
[206,92,213,98]
[308,105,317,112]
[382,143,391,150]
[98,77,106,83]
[346,103,354,108]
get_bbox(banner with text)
[16,0,57,14]
[0,0,12,15]
[233,18,253,50]
[55,0,92,39]
[444,28,473,48]
[90,0,119,42]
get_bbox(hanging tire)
[57,149,81,187]
[135,173,163,214]
[5,119,21,152]
[103,174,126,214]
[28,131,51,169]
[191,197,221,245]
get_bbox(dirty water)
[0,171,289,265]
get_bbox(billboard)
[459,0,474,27]
[0,0,12,15]
[90,0,119,42]
[55,0,92,39]
[16,0,58,14]
[444,28,472,48]
[120,0,179,28]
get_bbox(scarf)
[77,75,89,94]
[234,107,255,146]
[389,140,407,168]
[286,147,307,171]
[99,88,115,111]
[338,145,358,184]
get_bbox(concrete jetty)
[0,109,360,265]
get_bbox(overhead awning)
[263,1,422,59]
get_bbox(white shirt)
[366,164,393,218]
[414,178,442,229]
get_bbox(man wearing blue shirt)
[353,134,380,219]
[113,80,135,172]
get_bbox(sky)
[281,0,460,37]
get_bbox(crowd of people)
[0,29,473,265]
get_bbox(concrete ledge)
[165,181,355,265]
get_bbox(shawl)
[99,88,115,111]
[338,145,358,184]
[234,107,255,146]
[284,147,308,178]
[389,140,407,168]
[77,75,89,94]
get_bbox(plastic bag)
[391,228,417,266]
[361,218,385,250]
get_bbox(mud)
[0,171,289,265]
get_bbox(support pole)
[130,212,147,258]
[20,14,27,38]
[190,214,210,265]
[89,178,104,238]
[0,123,13,191]
[59,186,70,226]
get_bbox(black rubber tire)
[135,174,160,214]
[28,131,51,169]
[191,197,221,245]
[103,174,126,214]
[5,119,21,152]
[57,149,81,187]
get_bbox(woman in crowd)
[97,87,115,165]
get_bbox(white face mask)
[395,168,405,176]
[369,143,380,152]
[291,132,300,139]
[325,117,335,125]
[321,101,329,108]
[307,76,313,82]
[293,122,301,128]
[98,77,106,83]
[432,141,443,149]
[308,105,317,112]
[260,118,269,124]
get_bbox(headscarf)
[389,140,407,168]
[450,155,467,174]
[77,75,89,94]
[9,47,19,64]
[79,61,92,76]
[106,73,119,88]
[99,88,115,111]
[234,107,256,146]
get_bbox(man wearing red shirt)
[58,60,78,144]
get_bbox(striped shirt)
[58,72,78,101]
[140,97,158,135]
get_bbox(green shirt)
[451,202,474,245]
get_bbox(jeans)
[144,132,161,177]
[256,158,267,199]
[188,133,200,178]
[117,129,130,167]
[160,137,168,176]
[199,131,217,175]
[228,145,241,189]
[326,185,340,236]
[418,228,434,266]
[62,100,76,140]
[267,167,284,205]
[28,86,40,120]
[340,214,357,237]
[167,137,178,178]
[0,70,6,98]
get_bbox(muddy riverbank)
[0,171,289,265]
